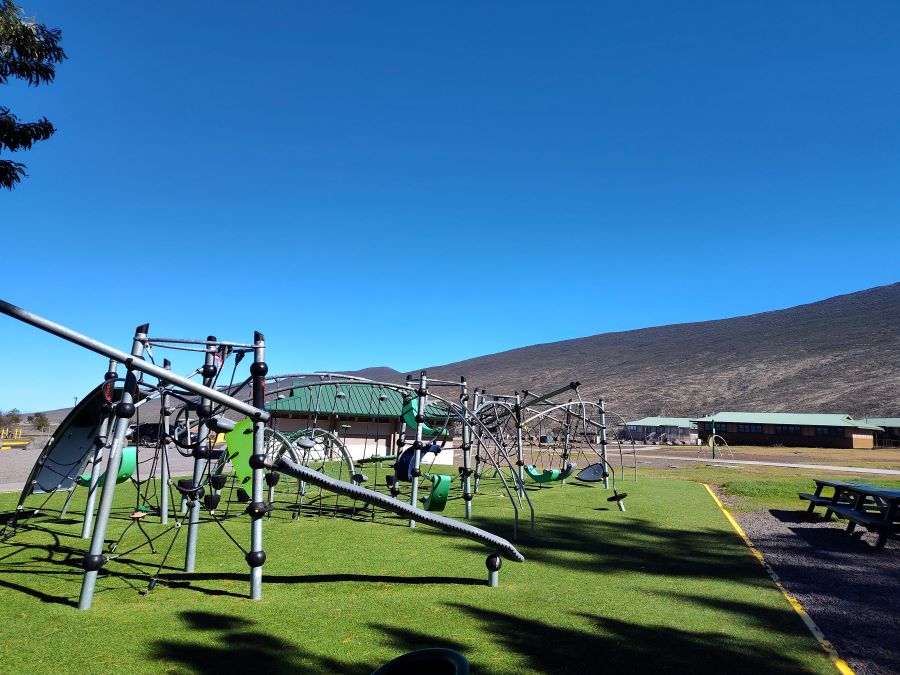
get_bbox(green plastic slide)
[225,417,255,486]
[401,398,449,438]
[76,446,137,488]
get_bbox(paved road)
[637,453,900,476]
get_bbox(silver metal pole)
[185,338,217,573]
[81,360,117,539]
[409,372,427,528]
[0,300,268,422]
[159,359,172,525]
[515,393,524,497]
[78,325,147,610]
[248,331,267,600]
[461,377,473,519]
[599,398,609,490]
[472,390,484,494]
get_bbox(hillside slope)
[379,284,900,419]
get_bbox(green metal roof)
[626,417,696,429]
[691,412,883,431]
[266,383,449,420]
[853,418,900,429]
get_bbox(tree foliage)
[1,407,22,426]
[0,0,65,189]
[31,411,49,429]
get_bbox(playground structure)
[0,299,524,610]
[470,384,632,513]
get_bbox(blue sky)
[2,1,898,411]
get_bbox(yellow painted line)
[702,483,854,675]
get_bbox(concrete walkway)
[637,454,900,476]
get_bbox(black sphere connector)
[415,414,425,423]
[197,404,212,419]
[463,492,473,502]
[250,361,269,377]
[248,454,266,470]
[82,553,106,571]
[104,371,117,381]
[486,553,502,572]
[411,468,421,478]
[201,364,218,379]
[245,550,266,568]
[265,471,281,487]
[246,501,269,518]
[515,460,525,467]
[116,402,135,418]
[192,446,211,459]
[99,402,113,415]
[411,440,422,450]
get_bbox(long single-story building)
[854,418,900,448]
[265,383,456,465]
[692,412,884,449]
[625,417,697,444]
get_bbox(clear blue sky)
[2,1,898,411]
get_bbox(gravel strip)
[733,506,899,675]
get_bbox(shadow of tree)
[438,511,774,589]
[150,610,372,674]
[451,603,819,674]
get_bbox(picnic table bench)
[800,478,900,550]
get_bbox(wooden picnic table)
[800,478,900,550]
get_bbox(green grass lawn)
[0,474,837,674]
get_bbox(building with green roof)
[625,417,697,444]
[854,418,900,447]
[265,383,456,465]
[691,412,884,449]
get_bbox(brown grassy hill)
[358,283,900,420]
[38,285,899,424]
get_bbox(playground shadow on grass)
[451,603,818,674]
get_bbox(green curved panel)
[401,398,449,438]
[76,446,137,488]
[422,473,451,512]
[225,417,255,486]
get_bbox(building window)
[737,424,763,433]
[815,427,844,437]
[775,425,802,435]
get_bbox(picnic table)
[800,478,900,550]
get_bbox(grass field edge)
[701,483,854,675]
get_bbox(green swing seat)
[76,446,138,488]
[524,463,577,484]
[421,474,451,511]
